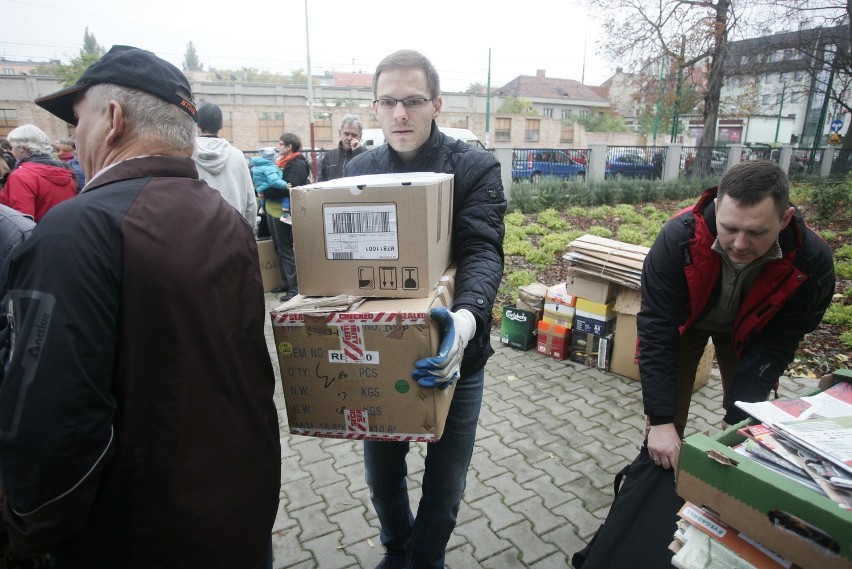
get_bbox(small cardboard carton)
[517,282,548,320]
[542,302,575,328]
[545,282,578,307]
[536,320,570,361]
[291,172,454,298]
[678,372,852,569]
[569,331,614,370]
[564,271,617,304]
[257,238,284,293]
[609,286,713,392]
[574,308,616,336]
[270,270,456,442]
[500,305,538,350]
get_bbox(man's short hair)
[717,159,790,219]
[279,132,302,153]
[85,84,196,153]
[339,114,363,134]
[197,102,224,134]
[373,50,440,100]
[7,124,53,156]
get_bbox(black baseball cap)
[35,45,198,125]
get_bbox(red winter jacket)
[0,157,77,221]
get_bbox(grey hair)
[373,50,441,99]
[85,84,196,153]
[7,124,54,156]
[339,114,363,133]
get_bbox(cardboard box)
[291,172,454,298]
[517,282,547,320]
[678,386,852,569]
[569,331,614,370]
[257,238,284,293]
[564,271,617,304]
[575,298,614,317]
[270,271,456,442]
[609,286,713,393]
[574,310,616,336]
[545,283,578,307]
[500,305,537,350]
[542,302,575,328]
[536,321,570,360]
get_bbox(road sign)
[830,119,844,133]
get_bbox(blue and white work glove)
[412,307,477,389]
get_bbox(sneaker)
[374,555,407,569]
[279,292,298,302]
[281,213,292,225]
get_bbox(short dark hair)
[373,50,440,99]
[279,132,302,152]
[717,159,790,219]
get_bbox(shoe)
[281,214,292,225]
[271,285,287,294]
[279,292,297,302]
[374,555,407,569]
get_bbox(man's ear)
[781,206,794,229]
[432,96,443,120]
[104,100,126,146]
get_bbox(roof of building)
[493,70,608,103]
[724,23,850,75]
[330,72,373,88]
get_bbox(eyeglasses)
[373,97,433,111]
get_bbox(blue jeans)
[266,213,298,295]
[364,367,485,569]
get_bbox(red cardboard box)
[536,321,571,361]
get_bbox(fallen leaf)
[368,538,375,548]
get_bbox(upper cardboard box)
[291,172,454,298]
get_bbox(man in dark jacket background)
[0,45,280,568]
[318,114,366,182]
[638,159,835,471]
[343,49,506,569]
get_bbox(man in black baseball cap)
[35,45,197,125]
[0,45,279,567]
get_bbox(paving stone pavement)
[262,293,819,568]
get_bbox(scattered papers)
[735,382,852,424]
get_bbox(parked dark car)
[512,150,586,183]
[605,152,654,179]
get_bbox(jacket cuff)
[648,415,675,426]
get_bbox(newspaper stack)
[277,294,365,315]
[563,235,649,289]
[734,381,852,508]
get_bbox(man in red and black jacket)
[638,159,835,470]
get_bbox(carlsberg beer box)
[500,305,537,350]
[270,268,457,442]
[291,172,453,298]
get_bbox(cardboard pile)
[563,235,649,289]
[271,173,457,442]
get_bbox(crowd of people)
[0,43,836,569]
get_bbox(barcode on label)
[331,212,391,234]
[331,252,353,259]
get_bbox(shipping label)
[323,204,398,260]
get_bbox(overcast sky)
[3,0,616,92]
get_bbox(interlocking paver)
[264,289,822,568]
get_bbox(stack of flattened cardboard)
[563,235,649,289]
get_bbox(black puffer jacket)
[344,123,506,375]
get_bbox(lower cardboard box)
[257,238,284,293]
[569,331,614,370]
[536,321,570,361]
[678,415,852,569]
[270,269,456,442]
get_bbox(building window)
[791,91,802,103]
[258,112,285,145]
[561,108,573,119]
[762,94,771,105]
[3,68,13,76]
[784,49,794,60]
[524,118,540,142]
[314,113,333,145]
[776,93,784,105]
[495,117,511,142]
[0,108,16,136]
[446,115,469,129]
[559,121,574,144]
[542,108,553,118]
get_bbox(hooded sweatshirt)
[193,137,257,225]
[0,154,76,222]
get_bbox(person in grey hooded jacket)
[192,102,257,225]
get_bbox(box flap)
[614,286,642,315]
[301,172,454,191]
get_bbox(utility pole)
[652,56,666,144]
[304,0,317,180]
[485,48,491,148]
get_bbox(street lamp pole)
[774,81,786,143]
